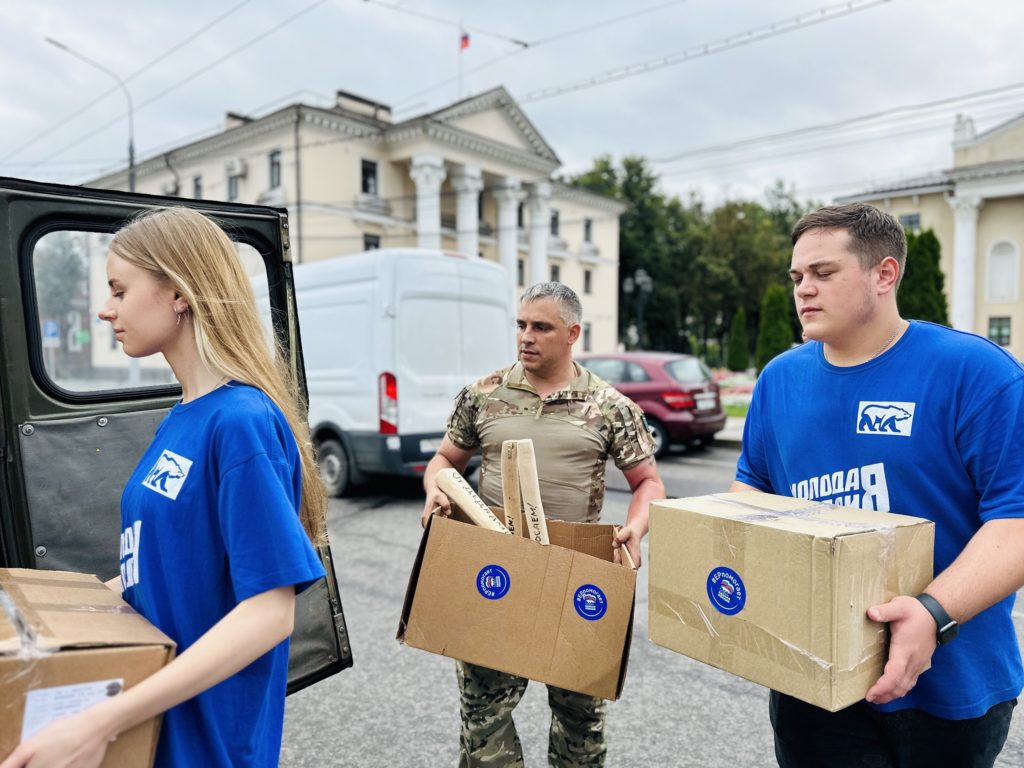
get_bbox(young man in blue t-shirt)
[733,202,1024,767]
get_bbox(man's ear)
[876,256,900,295]
[567,323,582,345]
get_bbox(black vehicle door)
[0,177,352,693]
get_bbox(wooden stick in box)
[500,440,522,536]
[435,468,510,533]
[514,439,550,545]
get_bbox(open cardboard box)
[0,568,176,767]
[398,507,636,700]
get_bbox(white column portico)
[526,180,551,286]
[946,193,983,333]
[493,177,525,307]
[409,153,447,250]
[450,165,484,257]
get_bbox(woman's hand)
[0,709,112,768]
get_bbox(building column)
[409,154,447,250]
[493,177,525,308]
[946,194,982,333]
[451,165,484,257]
[526,180,551,286]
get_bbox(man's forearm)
[625,476,666,534]
[423,452,456,493]
[922,517,1024,622]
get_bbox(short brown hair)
[792,203,907,287]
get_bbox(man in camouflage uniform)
[421,282,666,767]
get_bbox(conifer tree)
[755,285,795,374]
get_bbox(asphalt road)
[280,444,1024,767]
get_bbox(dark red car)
[577,352,726,458]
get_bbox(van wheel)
[646,417,670,459]
[318,439,351,497]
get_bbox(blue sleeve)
[957,370,1024,523]
[218,453,324,602]
[735,374,774,492]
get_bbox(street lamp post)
[46,37,135,192]
[622,268,654,350]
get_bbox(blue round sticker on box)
[477,565,510,600]
[706,566,746,615]
[573,584,607,621]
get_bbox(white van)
[289,248,514,495]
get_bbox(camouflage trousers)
[456,660,607,767]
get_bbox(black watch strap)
[915,592,959,645]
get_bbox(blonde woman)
[1,208,327,768]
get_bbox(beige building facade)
[87,87,625,353]
[839,113,1024,360]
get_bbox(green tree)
[726,306,749,372]
[755,285,795,373]
[899,229,948,325]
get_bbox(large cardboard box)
[648,493,934,712]
[398,514,636,700]
[0,568,176,767]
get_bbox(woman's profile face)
[97,252,181,359]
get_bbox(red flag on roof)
[460,31,470,50]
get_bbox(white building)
[87,86,625,353]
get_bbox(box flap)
[0,569,174,654]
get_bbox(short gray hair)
[520,282,582,327]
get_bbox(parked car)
[576,352,726,458]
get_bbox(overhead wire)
[20,0,332,175]
[2,0,256,164]
[519,0,892,104]
[391,0,692,113]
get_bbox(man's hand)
[612,519,644,568]
[420,489,452,528]
[864,595,937,704]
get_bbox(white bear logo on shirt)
[142,449,194,500]
[856,401,915,437]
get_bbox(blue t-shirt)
[737,321,1024,719]
[119,383,324,767]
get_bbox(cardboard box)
[648,493,934,711]
[398,514,636,700]
[0,568,176,767]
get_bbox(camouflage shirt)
[447,361,656,523]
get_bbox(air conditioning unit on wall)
[225,157,248,177]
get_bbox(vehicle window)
[581,358,625,384]
[665,358,707,383]
[625,362,651,382]
[31,229,267,395]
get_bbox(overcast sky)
[3,0,1023,206]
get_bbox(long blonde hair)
[110,207,326,544]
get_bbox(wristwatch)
[915,593,959,645]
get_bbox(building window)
[517,259,525,287]
[583,322,592,352]
[269,150,281,188]
[361,159,378,196]
[988,317,1011,346]
[898,213,921,232]
[517,202,525,229]
[363,233,381,250]
[478,190,485,222]
[550,209,560,236]
[583,218,593,243]
[550,264,560,283]
[193,176,202,200]
[584,269,592,295]
[227,174,239,202]
[987,241,1019,303]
